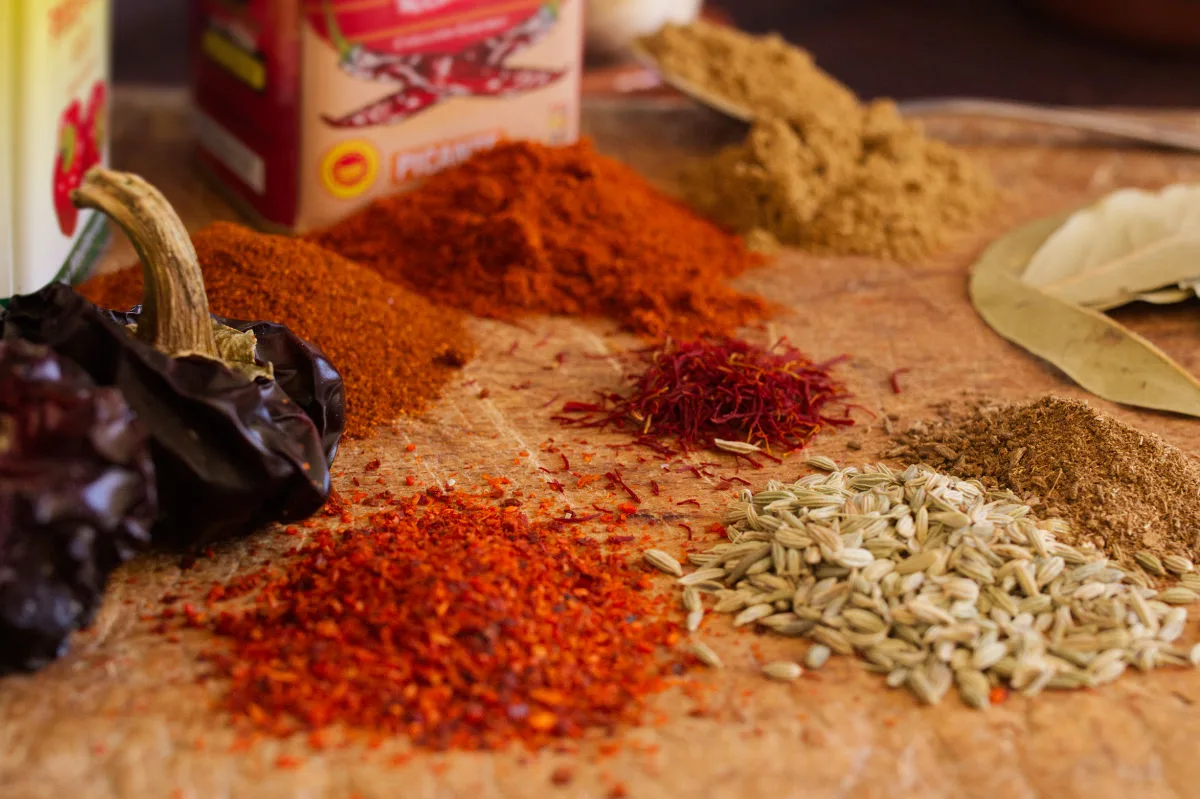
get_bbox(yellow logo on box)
[320,140,379,199]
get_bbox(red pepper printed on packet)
[311,0,569,129]
[52,100,84,236]
[81,80,107,173]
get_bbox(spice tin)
[0,0,112,301]
[191,0,583,232]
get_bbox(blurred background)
[118,0,1200,105]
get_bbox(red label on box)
[192,0,581,231]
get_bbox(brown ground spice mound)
[640,21,995,261]
[889,395,1200,565]
[80,222,474,439]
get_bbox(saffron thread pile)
[555,337,856,456]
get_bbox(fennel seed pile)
[656,459,1200,709]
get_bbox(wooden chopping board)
[5,88,1200,799]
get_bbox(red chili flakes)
[274,755,303,770]
[405,443,417,452]
[550,765,574,786]
[201,490,681,751]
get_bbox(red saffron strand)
[555,338,856,455]
[604,470,642,505]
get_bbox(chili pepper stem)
[71,168,219,360]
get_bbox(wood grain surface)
[6,89,1200,799]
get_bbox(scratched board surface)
[5,90,1200,799]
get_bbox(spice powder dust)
[641,21,996,261]
[892,395,1200,566]
[309,139,769,340]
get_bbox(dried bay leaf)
[969,213,1200,418]
[1134,276,1200,305]
[1022,185,1200,310]
[1136,286,1197,305]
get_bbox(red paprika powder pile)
[200,488,682,750]
[80,222,474,439]
[308,139,769,339]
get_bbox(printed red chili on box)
[191,0,582,231]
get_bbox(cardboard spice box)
[192,0,583,233]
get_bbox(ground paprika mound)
[198,487,683,751]
[307,139,769,340]
[79,222,473,439]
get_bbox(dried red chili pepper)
[555,337,857,454]
[200,487,681,750]
[0,339,156,672]
[4,169,341,548]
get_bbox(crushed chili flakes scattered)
[555,337,856,455]
[199,487,683,751]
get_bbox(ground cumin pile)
[889,395,1200,565]
[640,21,995,261]
[308,139,768,339]
[80,222,473,439]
